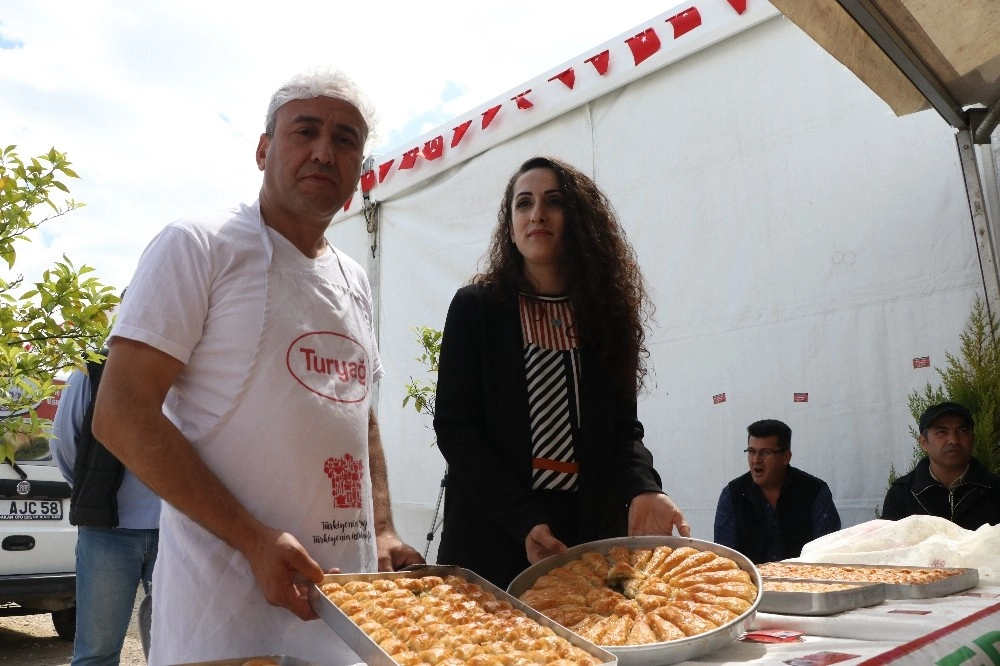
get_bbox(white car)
[0,438,77,640]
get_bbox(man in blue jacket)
[714,419,841,564]
[882,401,1000,529]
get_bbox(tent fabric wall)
[327,13,982,557]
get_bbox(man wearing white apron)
[93,67,424,665]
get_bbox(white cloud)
[2,0,672,290]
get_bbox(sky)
[2,0,675,294]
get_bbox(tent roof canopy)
[771,0,999,141]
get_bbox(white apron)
[151,221,376,666]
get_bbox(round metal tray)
[507,535,762,666]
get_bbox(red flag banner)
[913,357,931,368]
[451,120,473,148]
[422,136,444,160]
[549,69,576,89]
[626,28,662,66]
[666,7,703,39]
[400,147,420,170]
[360,171,376,193]
[512,90,534,110]
[481,105,502,129]
[713,393,727,404]
[793,393,809,403]
[585,50,610,75]
[378,160,395,183]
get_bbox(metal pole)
[972,101,1000,146]
[957,129,1000,319]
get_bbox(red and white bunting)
[339,0,770,215]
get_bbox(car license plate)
[1,499,63,520]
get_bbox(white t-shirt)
[112,200,383,445]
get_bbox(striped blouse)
[519,293,581,492]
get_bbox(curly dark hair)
[474,156,654,397]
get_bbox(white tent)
[326,0,997,555]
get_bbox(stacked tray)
[759,579,886,616]
[757,562,979,600]
[309,564,617,665]
[507,536,762,666]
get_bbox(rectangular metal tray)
[308,564,617,665]
[759,579,886,615]
[171,658,317,666]
[757,562,978,600]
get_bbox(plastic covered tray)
[507,536,762,666]
[308,564,617,665]
[756,562,978,600]
[759,579,886,615]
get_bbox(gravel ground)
[0,590,146,666]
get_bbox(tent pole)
[362,156,382,412]
[957,129,1000,320]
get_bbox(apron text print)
[286,331,371,403]
[314,519,372,547]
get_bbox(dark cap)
[918,402,974,433]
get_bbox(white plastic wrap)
[792,516,1000,581]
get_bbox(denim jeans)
[73,526,158,666]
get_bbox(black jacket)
[69,359,127,528]
[727,466,833,564]
[881,456,1000,530]
[434,285,664,589]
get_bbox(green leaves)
[402,325,442,446]
[0,145,117,464]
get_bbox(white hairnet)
[264,66,378,148]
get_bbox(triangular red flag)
[585,51,610,75]
[451,120,473,147]
[378,159,394,183]
[481,105,502,129]
[548,69,576,89]
[727,0,747,14]
[512,90,533,110]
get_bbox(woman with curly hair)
[434,156,689,588]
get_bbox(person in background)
[434,155,690,590]
[882,401,1000,529]
[714,419,841,564]
[91,66,422,665]
[51,352,159,666]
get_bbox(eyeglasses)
[744,447,786,459]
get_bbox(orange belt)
[531,458,580,473]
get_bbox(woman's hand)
[628,492,691,537]
[525,524,568,563]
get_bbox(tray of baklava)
[507,536,761,666]
[759,578,886,615]
[756,562,978,600]
[309,564,616,666]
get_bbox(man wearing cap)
[882,401,1000,530]
[92,67,423,665]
